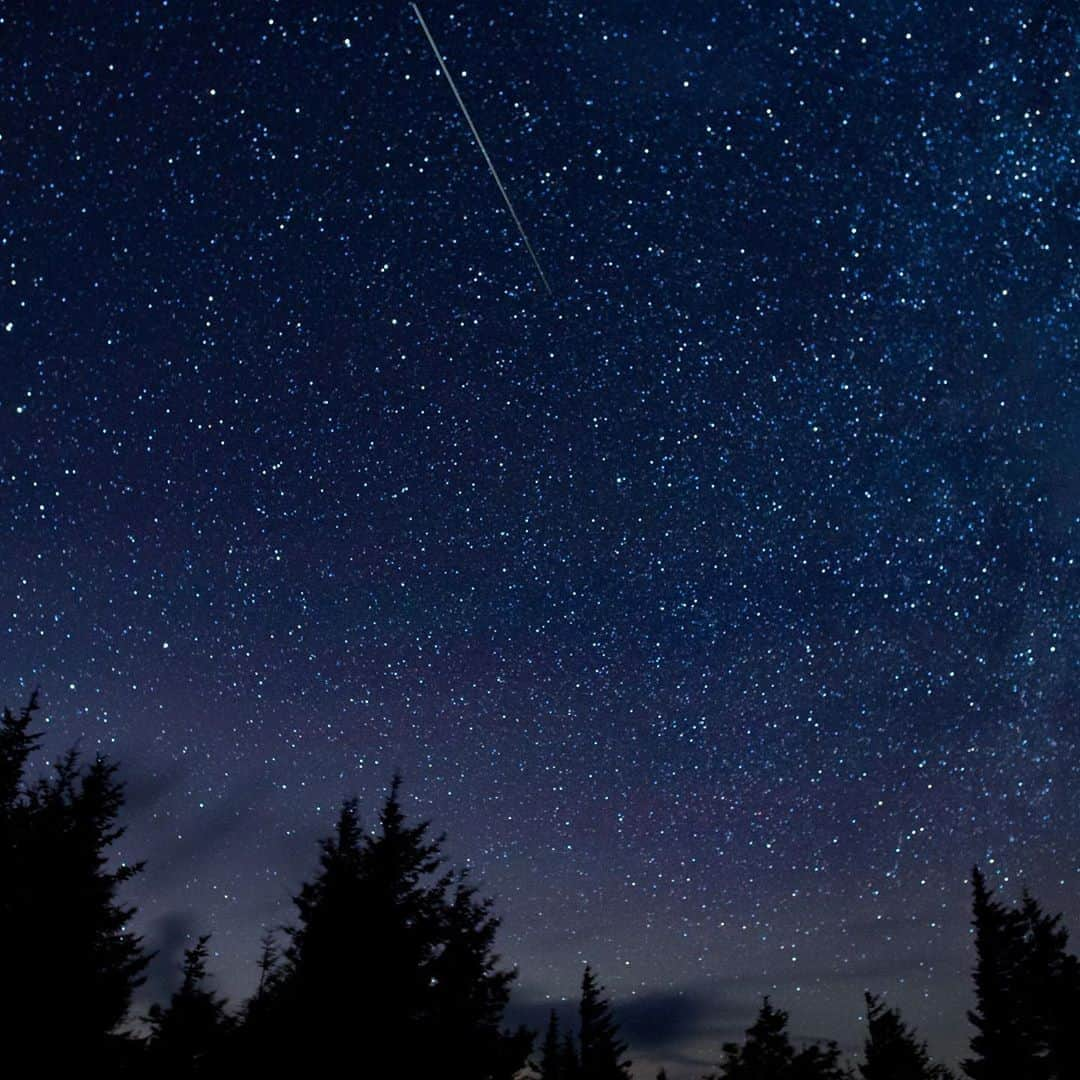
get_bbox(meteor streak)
[410,3,553,296]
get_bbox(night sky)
[2,1,1077,1075]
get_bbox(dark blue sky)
[1,1,1076,1075]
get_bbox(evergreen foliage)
[5,694,1080,1080]
[538,1010,564,1080]
[578,963,633,1079]
[146,935,231,1076]
[963,866,1080,1080]
[707,997,849,1080]
[860,993,953,1080]
[0,694,148,1066]
[258,774,531,1077]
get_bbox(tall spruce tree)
[0,695,148,1065]
[280,796,371,1040]
[578,964,632,1080]
[426,872,533,1078]
[264,776,530,1076]
[1013,889,1080,1080]
[146,935,231,1076]
[561,1027,582,1080]
[963,867,1039,1080]
[860,993,952,1080]
[538,1010,565,1080]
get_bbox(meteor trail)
[410,3,553,296]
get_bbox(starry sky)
[1,1,1077,1075]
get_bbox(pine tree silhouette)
[790,1041,848,1080]
[963,867,1038,1080]
[426,871,533,1078]
[260,775,530,1076]
[253,928,282,1007]
[538,1010,564,1080]
[560,1027,582,1079]
[146,935,232,1076]
[712,997,795,1079]
[578,964,632,1079]
[0,691,41,812]
[708,997,848,1080]
[231,928,283,1070]
[1013,889,1080,1080]
[860,993,953,1080]
[0,695,149,1066]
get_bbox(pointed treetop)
[181,935,213,994]
[0,689,42,809]
[579,963,632,1079]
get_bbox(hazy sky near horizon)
[2,1,1076,1075]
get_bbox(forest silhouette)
[3,691,1077,1078]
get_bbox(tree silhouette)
[711,997,794,1079]
[0,694,149,1065]
[258,775,530,1076]
[146,935,232,1076]
[1012,888,1080,1080]
[963,866,1031,1080]
[579,964,632,1079]
[16,684,1080,1077]
[960,866,1080,1080]
[561,1027,583,1080]
[253,928,282,1007]
[0,690,41,813]
[426,871,533,1078]
[860,992,952,1080]
[708,997,848,1080]
[538,1009,565,1080]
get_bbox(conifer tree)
[271,796,382,1068]
[538,1010,564,1080]
[266,776,530,1076]
[253,929,282,1008]
[712,997,795,1079]
[0,691,41,813]
[791,1041,849,1080]
[1013,889,1080,1080]
[860,993,952,1080]
[427,872,533,1078]
[232,928,283,1070]
[0,695,149,1065]
[963,867,1038,1080]
[560,1028,582,1080]
[146,935,231,1076]
[579,964,632,1079]
[708,997,848,1080]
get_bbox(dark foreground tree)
[578,964,632,1080]
[250,776,531,1077]
[537,1009,565,1080]
[963,867,1080,1080]
[860,992,953,1080]
[963,867,1030,1080]
[561,1027,583,1079]
[146,935,232,1076]
[1014,890,1080,1080]
[708,997,848,1080]
[0,694,149,1066]
[427,872,533,1077]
